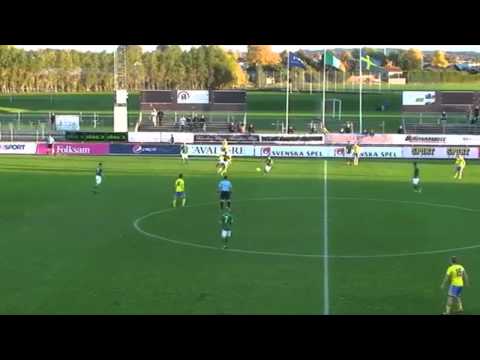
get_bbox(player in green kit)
[219,210,233,249]
[180,143,189,164]
[264,156,274,174]
[412,162,421,193]
[345,141,353,165]
[93,162,103,194]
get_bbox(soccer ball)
[256,167,261,172]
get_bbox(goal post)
[325,98,342,121]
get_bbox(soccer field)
[1,155,479,314]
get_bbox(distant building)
[347,75,380,84]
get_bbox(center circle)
[133,197,480,259]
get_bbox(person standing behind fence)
[179,116,186,131]
[472,106,479,124]
[158,110,163,126]
[151,107,158,127]
[441,111,447,122]
[50,113,56,130]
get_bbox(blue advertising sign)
[110,144,180,155]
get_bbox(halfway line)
[323,160,330,315]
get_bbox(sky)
[14,45,480,53]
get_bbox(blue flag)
[289,52,306,69]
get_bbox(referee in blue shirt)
[218,175,233,210]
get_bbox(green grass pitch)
[1,155,479,314]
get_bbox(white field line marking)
[323,160,330,315]
[133,197,480,259]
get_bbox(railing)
[0,112,139,133]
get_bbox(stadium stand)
[136,114,231,133]
[404,122,480,134]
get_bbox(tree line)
[245,46,476,87]
[0,45,246,93]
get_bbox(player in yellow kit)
[453,154,466,180]
[221,138,229,154]
[352,143,361,166]
[172,174,186,208]
[441,256,469,315]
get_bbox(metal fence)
[0,112,139,133]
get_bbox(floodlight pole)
[322,49,326,127]
[309,68,312,95]
[359,46,363,134]
[285,51,290,134]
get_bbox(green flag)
[324,51,345,72]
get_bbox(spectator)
[170,134,175,144]
[345,122,352,134]
[362,128,368,135]
[248,123,255,133]
[319,122,329,134]
[157,110,163,126]
[369,129,375,136]
[287,125,295,134]
[199,115,206,132]
[397,125,404,134]
[186,116,192,130]
[310,121,316,134]
[229,122,235,133]
[179,116,186,131]
[340,127,345,133]
[193,115,198,130]
[441,111,447,122]
[151,107,158,127]
[472,106,479,124]
[50,112,56,130]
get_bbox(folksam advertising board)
[0,142,37,154]
[36,143,109,155]
[109,144,179,155]
[402,146,479,159]
[56,115,80,131]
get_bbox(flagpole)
[359,46,363,134]
[322,48,326,127]
[286,51,289,134]
[310,68,312,95]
